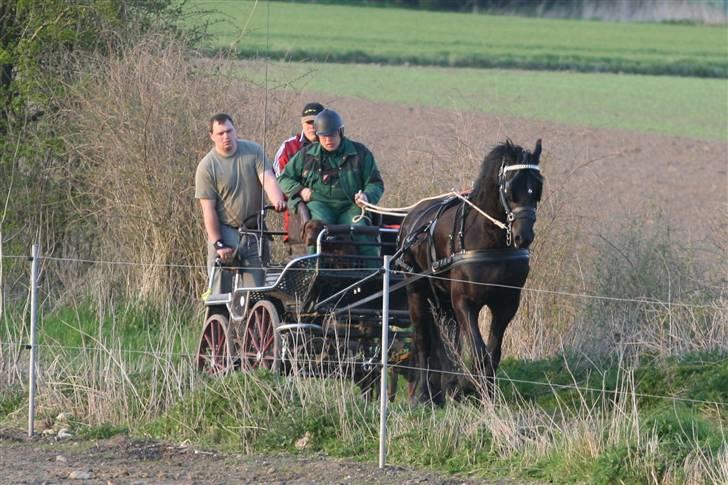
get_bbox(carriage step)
[265,271,282,286]
[205,292,232,305]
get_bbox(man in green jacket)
[278,109,384,260]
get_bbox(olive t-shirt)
[194,140,271,227]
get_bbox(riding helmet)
[314,108,344,136]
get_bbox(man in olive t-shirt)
[195,113,285,294]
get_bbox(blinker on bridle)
[498,157,542,246]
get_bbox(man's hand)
[214,240,235,264]
[354,190,368,208]
[271,199,286,212]
[301,188,313,202]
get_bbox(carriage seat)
[285,202,405,258]
[285,202,311,245]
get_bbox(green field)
[192,0,728,77]
[241,60,727,140]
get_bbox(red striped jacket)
[273,132,311,177]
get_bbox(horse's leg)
[432,300,461,400]
[406,280,445,405]
[451,296,486,398]
[483,297,520,396]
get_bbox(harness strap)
[431,248,530,273]
[346,248,530,315]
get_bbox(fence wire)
[2,253,723,310]
[2,340,726,408]
[2,251,726,411]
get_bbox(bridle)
[497,157,543,247]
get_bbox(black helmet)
[314,109,344,136]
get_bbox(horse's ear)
[533,139,542,161]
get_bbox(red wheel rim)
[241,302,279,370]
[196,315,231,374]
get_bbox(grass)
[2,298,725,482]
[238,59,728,140]
[190,0,728,77]
[139,355,727,482]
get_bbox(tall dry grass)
[58,34,299,305]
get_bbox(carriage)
[195,204,412,395]
[196,138,544,404]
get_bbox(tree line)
[273,0,726,19]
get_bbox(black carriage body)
[197,212,413,395]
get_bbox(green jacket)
[278,138,384,208]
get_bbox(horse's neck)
[471,181,504,222]
[465,184,507,248]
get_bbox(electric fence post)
[379,255,391,468]
[27,244,39,437]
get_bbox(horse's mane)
[469,140,524,207]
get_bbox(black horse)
[396,139,544,404]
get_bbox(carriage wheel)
[281,327,326,376]
[196,314,235,375]
[240,300,281,372]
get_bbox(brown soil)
[0,428,499,484]
[292,95,726,254]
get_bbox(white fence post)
[27,243,39,437]
[379,255,391,468]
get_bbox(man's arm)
[199,198,234,263]
[277,151,306,198]
[259,169,286,211]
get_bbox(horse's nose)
[513,234,523,248]
[513,232,533,249]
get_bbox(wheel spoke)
[240,302,279,371]
[196,316,231,374]
[251,310,264,354]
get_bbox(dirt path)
[0,428,501,484]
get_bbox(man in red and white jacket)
[273,102,324,240]
[273,102,325,177]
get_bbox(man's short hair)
[209,113,234,132]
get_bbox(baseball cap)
[301,102,325,120]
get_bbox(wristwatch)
[214,239,226,250]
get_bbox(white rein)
[354,163,541,230]
[356,191,507,229]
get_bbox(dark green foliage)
[264,0,725,21]
[591,446,644,484]
[0,1,203,126]
[231,46,728,79]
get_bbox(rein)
[357,190,506,228]
[358,162,542,243]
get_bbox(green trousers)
[306,200,380,260]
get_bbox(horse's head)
[498,139,544,249]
